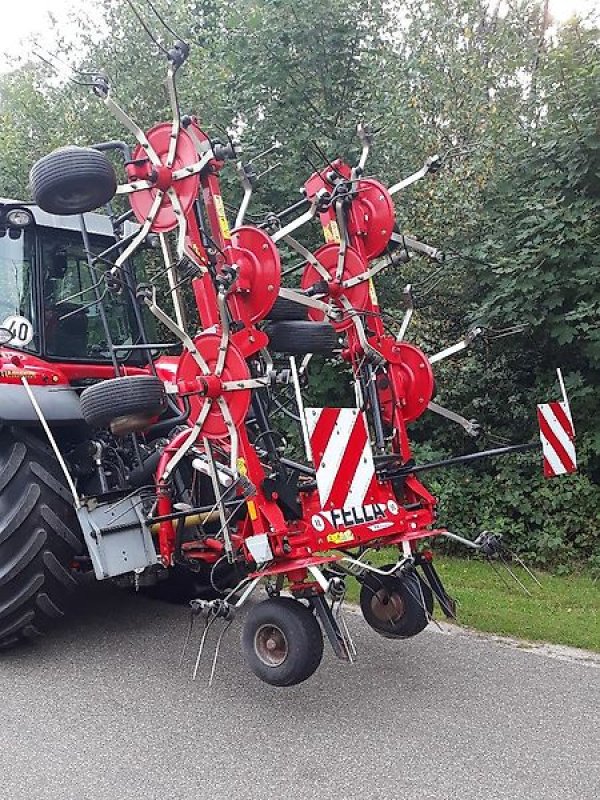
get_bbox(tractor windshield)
[0,227,37,351]
[38,227,151,363]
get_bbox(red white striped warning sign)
[537,401,576,478]
[305,407,376,510]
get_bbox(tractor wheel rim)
[371,588,405,624]
[254,624,289,667]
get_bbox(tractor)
[0,27,574,686]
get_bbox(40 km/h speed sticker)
[1,315,34,348]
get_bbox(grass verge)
[344,552,600,652]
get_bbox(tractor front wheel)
[359,566,433,639]
[242,597,324,686]
[0,427,83,649]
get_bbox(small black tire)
[0,427,83,649]
[265,320,340,355]
[265,296,308,321]
[359,566,433,639]
[80,375,167,434]
[242,597,324,686]
[30,146,117,215]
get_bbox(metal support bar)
[21,378,80,508]
[397,442,539,476]
[427,401,481,437]
[309,594,351,662]
[271,201,318,242]
[428,327,482,364]
[388,155,441,196]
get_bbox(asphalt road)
[1,582,598,800]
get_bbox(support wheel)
[80,375,167,435]
[359,566,433,639]
[264,320,339,355]
[0,427,83,649]
[242,597,324,686]
[265,296,308,321]
[30,146,117,215]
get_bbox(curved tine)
[160,399,213,482]
[338,609,357,659]
[498,552,532,596]
[58,288,108,321]
[334,199,348,282]
[56,274,106,305]
[103,94,162,167]
[214,290,230,377]
[125,0,169,55]
[165,187,187,260]
[486,556,514,590]
[33,47,107,80]
[208,619,233,687]
[113,191,165,271]
[508,550,543,588]
[192,615,218,680]
[404,573,443,631]
[179,612,195,667]
[144,0,188,45]
[282,235,331,282]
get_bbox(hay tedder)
[0,25,576,685]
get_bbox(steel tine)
[179,612,195,668]
[208,619,233,687]
[336,602,357,659]
[486,556,514,591]
[507,550,543,588]
[192,614,217,680]
[498,554,532,596]
[414,572,445,630]
[411,575,443,631]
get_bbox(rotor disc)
[176,332,251,439]
[129,123,200,233]
[376,340,435,424]
[229,226,281,323]
[300,244,369,331]
[353,179,395,260]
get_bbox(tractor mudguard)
[0,383,84,424]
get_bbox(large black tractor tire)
[359,566,433,640]
[265,320,340,355]
[242,597,324,686]
[80,375,167,435]
[30,146,117,215]
[0,427,83,649]
[265,296,308,321]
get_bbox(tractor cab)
[0,200,152,371]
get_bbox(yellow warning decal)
[323,220,341,244]
[236,457,248,476]
[368,278,379,306]
[326,529,354,545]
[247,500,258,521]
[213,194,231,241]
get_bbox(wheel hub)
[371,587,406,624]
[254,624,289,667]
